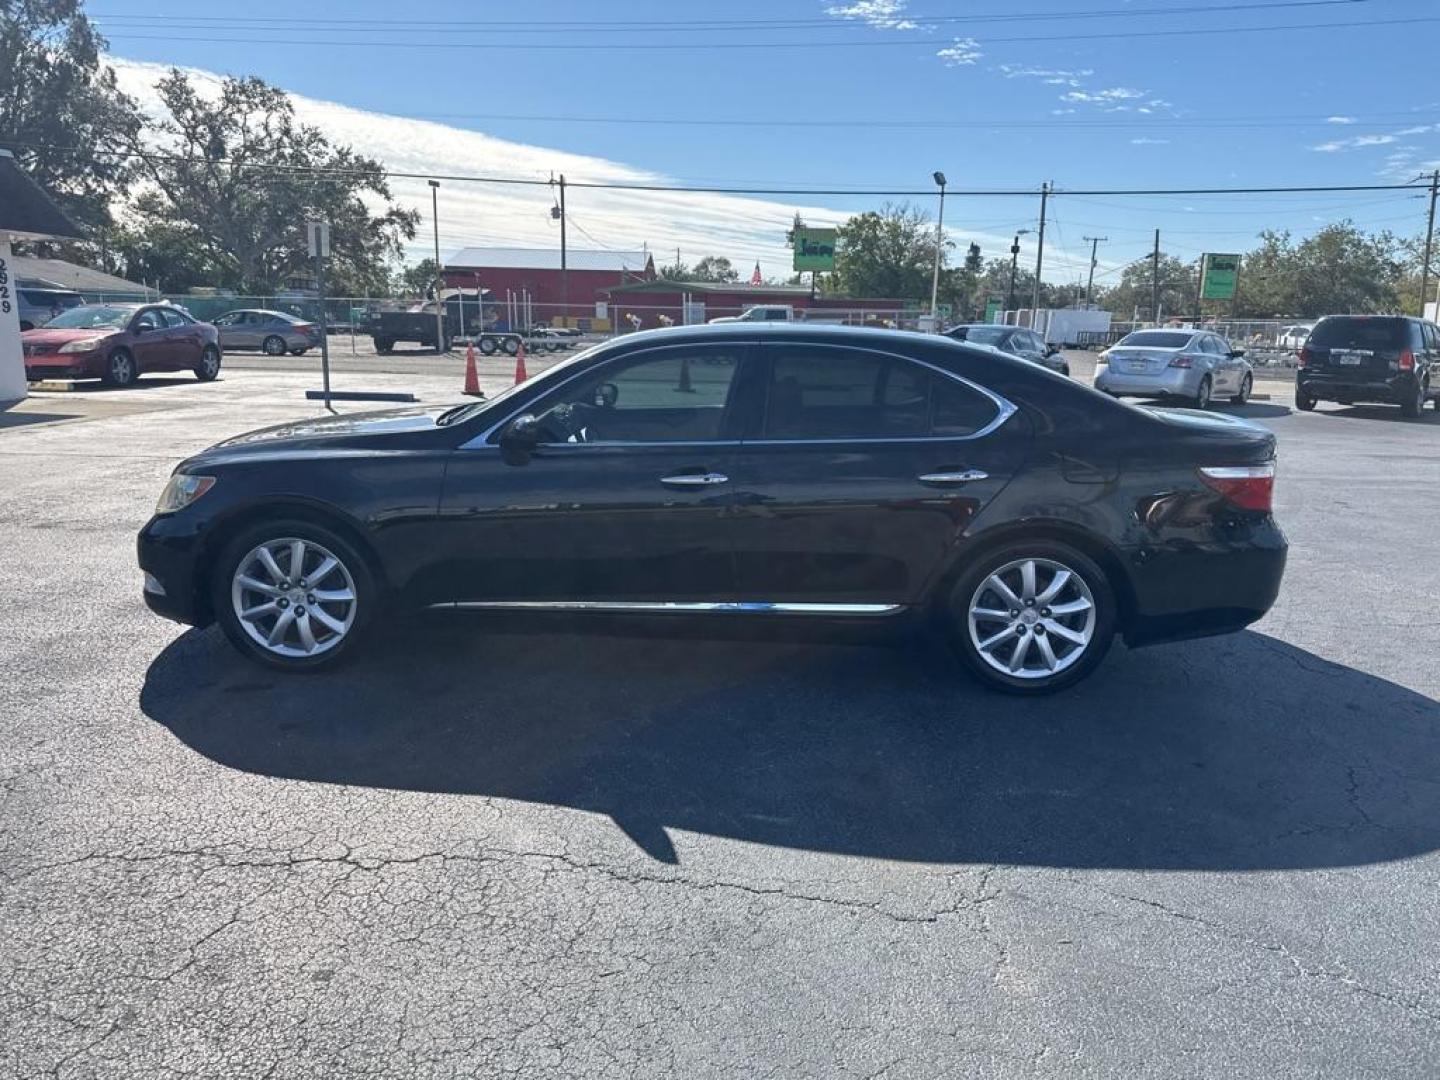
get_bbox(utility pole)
[1006,229,1030,316]
[1030,181,1049,320]
[552,173,568,329]
[428,180,444,353]
[1151,229,1161,325]
[1083,235,1107,309]
[1420,170,1438,318]
[929,171,947,329]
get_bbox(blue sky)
[92,0,1440,285]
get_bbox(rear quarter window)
[1308,318,1408,350]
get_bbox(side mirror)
[1229,349,1246,358]
[499,413,540,465]
[133,323,150,334]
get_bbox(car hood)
[210,406,448,450]
[21,327,123,346]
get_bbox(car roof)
[615,322,960,349]
[227,308,294,317]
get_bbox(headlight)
[58,336,107,353]
[155,474,216,515]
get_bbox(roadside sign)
[793,227,838,272]
[1200,253,1240,301]
[307,221,331,258]
[936,303,952,318]
[595,300,608,319]
[984,297,1003,322]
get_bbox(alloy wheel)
[230,537,358,658]
[967,557,1097,681]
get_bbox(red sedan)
[22,303,222,387]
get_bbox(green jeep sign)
[1200,253,1241,301]
[793,227,838,272]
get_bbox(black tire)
[211,518,377,673]
[1296,387,1317,411]
[943,540,1117,695]
[1401,380,1425,419]
[478,337,497,356]
[502,337,520,356]
[374,338,394,355]
[102,348,137,387]
[195,344,221,382]
[289,347,309,356]
[1193,375,1212,410]
[262,335,287,357]
[1230,372,1253,405]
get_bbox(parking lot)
[3,364,1438,1077]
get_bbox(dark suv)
[1296,315,1438,417]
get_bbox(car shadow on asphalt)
[141,619,1440,868]
[1318,405,1440,425]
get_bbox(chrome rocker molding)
[428,600,905,615]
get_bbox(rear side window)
[1308,318,1409,350]
[762,346,998,439]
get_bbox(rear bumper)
[1298,370,1419,403]
[1094,365,1198,398]
[1122,521,1288,647]
[137,515,212,626]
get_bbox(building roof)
[0,150,82,242]
[446,247,652,273]
[605,280,813,296]
[11,255,149,296]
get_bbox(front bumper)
[1122,520,1288,647]
[1298,370,1419,404]
[137,514,212,626]
[1094,364,1198,398]
[25,353,103,380]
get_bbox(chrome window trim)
[458,340,1018,451]
[429,600,904,616]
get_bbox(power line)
[98,14,1439,51]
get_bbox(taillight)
[1168,354,1194,368]
[1399,349,1415,372]
[294,323,313,333]
[1297,347,1312,368]
[1198,464,1274,513]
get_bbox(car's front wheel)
[1194,375,1212,410]
[1231,372,1253,405]
[103,348,137,387]
[213,520,376,671]
[946,541,1116,694]
[195,345,221,381]
[262,335,287,356]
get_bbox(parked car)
[1094,328,1253,408]
[17,283,85,331]
[944,324,1069,375]
[1295,315,1438,417]
[1277,324,1313,351]
[212,309,319,355]
[22,303,221,386]
[138,324,1285,693]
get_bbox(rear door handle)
[917,469,988,486]
[660,472,729,487]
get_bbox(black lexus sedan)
[138,324,1286,693]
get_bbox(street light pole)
[1083,235,1107,309]
[929,171,947,329]
[428,180,444,353]
[1006,229,1030,316]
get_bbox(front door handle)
[660,472,729,487]
[917,469,988,487]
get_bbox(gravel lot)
[2,366,1437,1078]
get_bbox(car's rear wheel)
[374,338,394,354]
[478,336,497,355]
[1296,387,1317,411]
[289,347,308,356]
[1231,372,1253,405]
[194,345,221,381]
[212,520,376,672]
[946,541,1116,695]
[1194,375,1212,410]
[1401,379,1426,419]
[502,337,520,356]
[262,335,287,356]
[102,348,137,387]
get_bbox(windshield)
[435,340,609,426]
[952,326,1009,347]
[1118,331,1192,348]
[42,304,136,329]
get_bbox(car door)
[725,341,1029,607]
[127,307,169,372]
[158,308,200,369]
[432,342,751,607]
[212,312,241,350]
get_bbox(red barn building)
[442,247,654,330]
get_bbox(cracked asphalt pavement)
[2,371,1438,1077]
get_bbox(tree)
[657,259,691,281]
[831,202,940,299]
[690,255,739,283]
[0,0,141,234]
[1095,253,1197,322]
[120,70,418,294]
[395,257,440,297]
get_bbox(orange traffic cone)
[513,340,528,385]
[463,343,482,397]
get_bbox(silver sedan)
[212,309,320,356]
[1094,328,1253,409]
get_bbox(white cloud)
[997,64,1093,88]
[824,0,918,30]
[1062,87,1146,104]
[1314,132,1402,151]
[1312,141,1344,152]
[1326,116,1356,124]
[936,37,982,66]
[1130,137,1170,145]
[1395,124,1436,136]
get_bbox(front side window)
[133,309,162,331]
[160,309,189,328]
[532,347,741,444]
[762,346,998,440]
